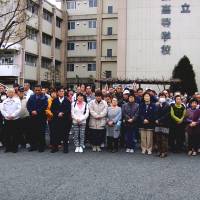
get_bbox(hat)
[123,90,130,95]
[18,86,24,92]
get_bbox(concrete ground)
[0,144,199,200]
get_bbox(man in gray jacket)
[89,90,108,152]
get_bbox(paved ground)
[0,145,200,200]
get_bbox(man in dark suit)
[27,85,48,152]
[50,87,71,153]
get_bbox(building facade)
[118,0,200,90]
[62,0,118,88]
[0,0,67,87]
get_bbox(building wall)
[124,0,200,90]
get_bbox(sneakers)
[0,142,3,147]
[147,150,152,155]
[75,147,79,153]
[192,151,197,156]
[142,149,146,154]
[96,146,102,152]
[129,149,134,153]
[79,147,83,153]
[92,146,97,152]
[188,150,193,156]
[126,148,130,153]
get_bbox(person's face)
[86,87,92,94]
[102,89,107,96]
[137,90,143,97]
[163,90,169,98]
[116,87,122,93]
[123,94,129,100]
[58,89,65,97]
[77,95,84,102]
[112,98,118,106]
[191,101,197,109]
[18,91,24,98]
[144,94,151,102]
[105,97,111,104]
[76,87,81,94]
[109,88,114,94]
[42,88,46,94]
[129,95,135,103]
[96,96,102,102]
[7,90,15,98]
[24,83,29,91]
[195,95,200,102]
[14,87,19,92]
[34,87,42,95]
[51,92,57,99]
[0,86,5,93]
[80,85,85,92]
[175,97,182,105]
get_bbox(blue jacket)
[27,94,48,117]
[139,102,156,129]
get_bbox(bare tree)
[0,0,40,49]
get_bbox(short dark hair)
[158,92,167,98]
[95,90,103,97]
[56,86,64,92]
[189,98,198,104]
[137,88,143,92]
[34,85,42,89]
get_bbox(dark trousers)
[18,117,31,146]
[125,126,137,149]
[51,118,70,151]
[0,118,4,145]
[29,116,46,150]
[4,119,19,151]
[169,123,185,152]
[107,136,118,151]
[90,129,105,146]
[187,127,200,152]
[120,123,126,148]
[156,134,168,153]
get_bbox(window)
[67,42,75,50]
[41,57,51,69]
[0,52,14,65]
[68,21,75,30]
[43,9,52,23]
[89,0,97,7]
[42,33,52,46]
[67,64,74,72]
[88,20,96,28]
[55,38,61,49]
[108,6,113,14]
[107,27,112,35]
[25,54,37,67]
[27,0,38,15]
[105,71,112,78]
[56,17,62,28]
[26,27,37,40]
[107,49,112,57]
[67,1,76,9]
[88,63,96,71]
[88,41,96,50]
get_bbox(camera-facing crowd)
[0,83,200,158]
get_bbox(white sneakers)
[75,147,84,153]
[96,146,102,152]
[142,150,152,155]
[92,146,102,152]
[126,148,134,153]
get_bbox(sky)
[47,0,61,8]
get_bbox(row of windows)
[67,41,96,50]
[68,20,96,30]
[67,63,96,72]
[67,0,97,9]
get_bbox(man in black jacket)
[50,87,71,153]
[27,85,48,152]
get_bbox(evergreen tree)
[170,56,198,96]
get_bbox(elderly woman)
[106,97,122,153]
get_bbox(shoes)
[28,147,37,152]
[92,146,97,152]
[75,147,79,153]
[79,147,83,153]
[96,146,102,152]
[51,148,59,153]
[0,142,3,147]
[192,151,197,156]
[126,148,130,153]
[129,149,134,153]
[188,150,193,156]
[147,150,152,155]
[160,153,167,158]
[142,149,146,154]
[38,148,45,152]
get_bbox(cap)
[18,86,24,92]
[123,90,130,95]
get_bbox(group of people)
[0,82,200,158]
